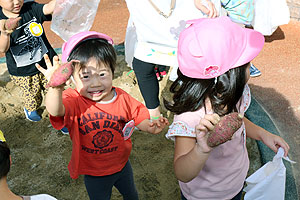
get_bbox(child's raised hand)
[194,0,218,18]
[0,17,21,34]
[194,113,220,153]
[36,54,78,88]
[36,54,60,82]
[261,132,290,157]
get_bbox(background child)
[0,0,56,122]
[0,130,57,200]
[36,31,169,200]
[164,17,290,200]
[220,0,262,77]
[124,0,221,119]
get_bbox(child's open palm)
[36,54,60,82]
[36,54,78,88]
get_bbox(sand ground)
[0,50,261,199]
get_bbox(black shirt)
[0,2,57,76]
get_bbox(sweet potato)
[207,112,243,147]
[4,17,21,32]
[46,61,76,88]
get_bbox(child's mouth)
[14,6,21,11]
[89,90,103,97]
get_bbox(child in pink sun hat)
[164,16,290,200]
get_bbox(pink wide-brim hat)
[177,16,265,79]
[61,31,114,63]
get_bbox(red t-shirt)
[50,87,150,179]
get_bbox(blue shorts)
[221,0,254,25]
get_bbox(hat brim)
[62,31,113,63]
[233,28,265,68]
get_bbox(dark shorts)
[84,160,139,200]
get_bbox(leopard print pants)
[10,73,48,112]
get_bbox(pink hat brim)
[233,28,265,68]
[177,17,265,79]
[61,31,114,63]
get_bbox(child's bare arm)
[173,114,219,182]
[43,0,56,15]
[45,86,65,117]
[244,117,290,156]
[136,116,169,134]
[36,54,65,117]
[173,136,210,183]
[0,17,21,52]
[0,28,10,52]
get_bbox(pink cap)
[61,31,114,63]
[178,16,264,79]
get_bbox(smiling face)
[72,57,114,102]
[0,0,23,17]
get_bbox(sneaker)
[250,63,261,77]
[24,108,42,122]
[60,127,69,135]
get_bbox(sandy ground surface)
[4,0,299,198]
[0,54,181,200]
[0,52,260,199]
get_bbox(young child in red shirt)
[36,31,169,200]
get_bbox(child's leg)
[84,161,138,200]
[132,58,160,116]
[10,73,44,112]
[114,161,139,200]
[40,72,48,95]
[84,175,114,200]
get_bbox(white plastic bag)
[251,0,290,36]
[243,147,296,200]
[124,17,137,69]
[51,0,101,41]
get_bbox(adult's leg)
[132,58,160,117]
[114,161,139,200]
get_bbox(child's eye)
[99,73,106,77]
[80,74,89,79]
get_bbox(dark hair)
[164,63,248,116]
[68,39,117,75]
[0,142,10,179]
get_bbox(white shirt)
[124,0,221,80]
